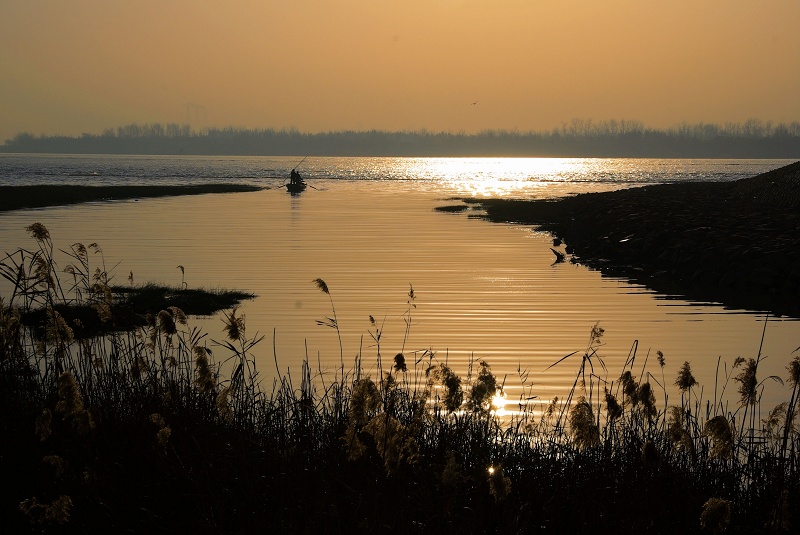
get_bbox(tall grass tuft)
[313,277,343,368]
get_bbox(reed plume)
[393,352,407,373]
[667,406,696,457]
[788,355,800,387]
[762,402,787,441]
[0,299,22,362]
[700,497,731,534]
[222,306,244,341]
[467,360,497,412]
[637,381,658,421]
[157,309,177,336]
[150,413,172,447]
[313,277,343,366]
[569,396,599,449]
[55,371,94,434]
[194,345,215,394]
[46,308,74,346]
[363,414,419,475]
[312,277,329,294]
[620,370,639,406]
[349,377,380,425]
[735,357,759,407]
[604,388,622,422]
[426,363,463,413]
[156,426,172,447]
[675,361,697,392]
[782,354,800,457]
[26,222,50,243]
[216,386,234,423]
[177,265,186,288]
[704,415,734,459]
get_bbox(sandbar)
[0,184,262,212]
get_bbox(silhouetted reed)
[1,224,798,533]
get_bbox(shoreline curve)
[471,160,800,318]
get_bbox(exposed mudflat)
[0,184,261,212]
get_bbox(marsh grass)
[1,232,254,340]
[2,225,799,533]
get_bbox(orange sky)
[1,0,798,142]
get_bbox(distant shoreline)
[3,120,799,158]
[0,184,262,212]
[471,160,800,318]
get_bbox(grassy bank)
[469,161,800,318]
[2,224,799,533]
[0,184,262,212]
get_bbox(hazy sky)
[2,1,799,141]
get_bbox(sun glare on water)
[491,389,507,416]
[396,157,585,197]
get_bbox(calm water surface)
[1,155,797,410]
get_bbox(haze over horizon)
[2,1,799,144]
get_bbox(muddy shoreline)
[0,184,261,212]
[471,161,800,318]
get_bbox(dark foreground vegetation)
[3,119,799,157]
[2,224,799,533]
[0,184,261,212]
[471,160,800,318]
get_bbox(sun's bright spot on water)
[358,156,695,199]
[491,389,507,416]
[393,157,590,197]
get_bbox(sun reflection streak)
[391,157,591,198]
[333,156,712,199]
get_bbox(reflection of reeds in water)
[1,223,799,532]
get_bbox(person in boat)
[290,168,303,186]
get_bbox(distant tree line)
[2,119,799,157]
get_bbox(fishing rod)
[293,156,308,170]
[288,156,308,182]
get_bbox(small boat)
[286,180,307,194]
[286,167,307,194]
